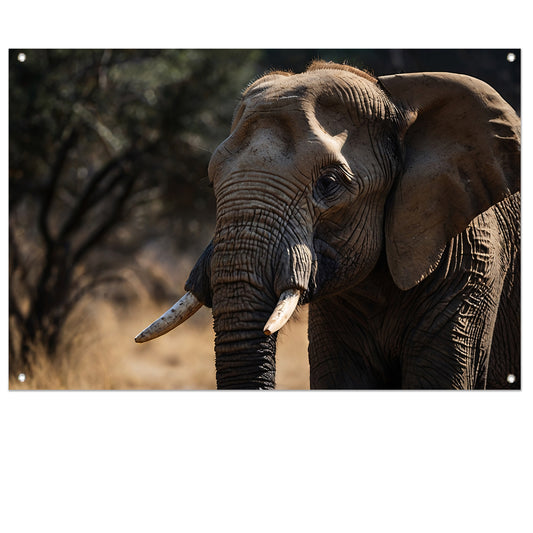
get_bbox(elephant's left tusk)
[135,291,203,343]
[263,289,301,336]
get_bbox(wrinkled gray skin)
[183,62,520,389]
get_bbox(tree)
[9,49,260,374]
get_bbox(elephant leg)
[401,343,490,389]
[400,287,502,390]
[307,301,400,389]
[486,257,520,389]
[401,210,518,389]
[307,342,380,389]
[485,195,521,389]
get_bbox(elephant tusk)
[135,291,203,343]
[263,289,301,336]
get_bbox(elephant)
[136,61,520,390]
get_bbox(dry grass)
[9,297,310,390]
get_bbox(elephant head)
[136,61,520,389]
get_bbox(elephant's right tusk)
[135,291,203,343]
[263,289,301,336]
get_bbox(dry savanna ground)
[10,296,310,390]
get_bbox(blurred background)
[9,49,520,390]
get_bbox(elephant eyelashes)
[314,167,346,205]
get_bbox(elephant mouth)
[296,238,340,303]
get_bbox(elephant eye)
[315,170,343,200]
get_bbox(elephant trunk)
[210,206,312,389]
[212,280,279,389]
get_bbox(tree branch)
[57,149,135,241]
[38,128,78,249]
[72,172,137,266]
[9,222,32,307]
[65,273,126,316]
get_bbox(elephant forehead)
[229,108,349,171]
[243,69,384,118]
[210,71,386,179]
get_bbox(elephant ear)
[184,240,213,307]
[378,72,520,290]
